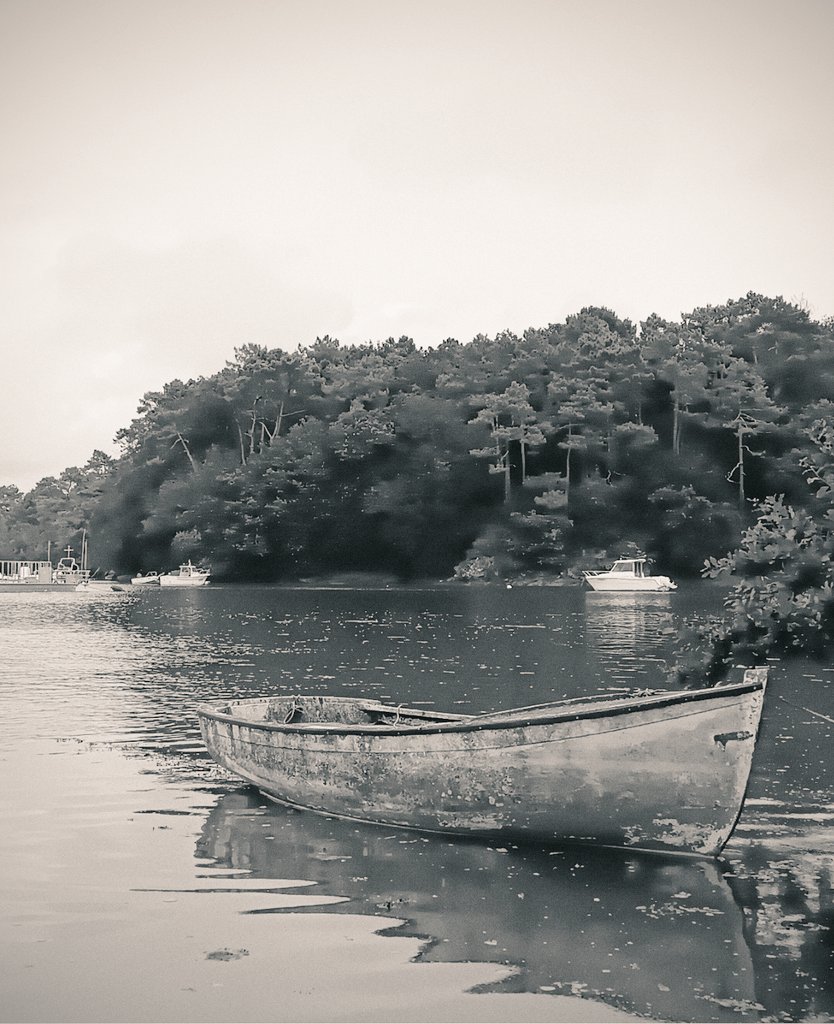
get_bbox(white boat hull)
[159,574,209,587]
[585,576,676,592]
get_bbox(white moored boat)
[131,572,160,586]
[0,558,88,592]
[583,557,676,592]
[159,561,210,587]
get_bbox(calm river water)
[1,583,833,1023]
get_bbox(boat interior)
[254,696,468,726]
[201,669,764,732]
[207,690,665,729]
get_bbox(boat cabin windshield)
[610,560,644,576]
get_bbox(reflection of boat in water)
[583,557,676,592]
[583,591,678,685]
[197,669,767,857]
[584,591,677,643]
[195,788,758,1022]
[159,561,210,587]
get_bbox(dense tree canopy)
[3,294,834,599]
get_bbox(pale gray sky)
[2,0,832,490]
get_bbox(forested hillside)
[3,292,833,586]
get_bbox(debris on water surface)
[698,995,766,1013]
[375,897,409,912]
[206,948,250,961]
[636,902,725,919]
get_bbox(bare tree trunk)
[249,409,258,456]
[236,424,247,465]
[673,394,681,455]
[174,432,198,472]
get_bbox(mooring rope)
[777,694,834,726]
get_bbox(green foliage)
[675,420,834,684]
[649,486,741,575]
[452,523,525,581]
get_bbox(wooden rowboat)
[196,668,767,858]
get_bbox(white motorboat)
[159,561,210,587]
[131,572,161,586]
[583,557,676,592]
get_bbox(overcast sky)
[2,0,832,490]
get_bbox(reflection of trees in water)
[726,844,834,1019]
[714,662,834,1018]
[197,790,762,1022]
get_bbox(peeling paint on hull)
[197,669,767,858]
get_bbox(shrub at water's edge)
[674,421,834,686]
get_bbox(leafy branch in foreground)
[675,420,834,685]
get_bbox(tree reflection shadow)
[725,840,834,1020]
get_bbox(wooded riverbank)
[2,293,831,586]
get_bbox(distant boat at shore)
[0,555,90,592]
[131,572,161,586]
[159,561,210,587]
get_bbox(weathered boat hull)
[197,670,766,857]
